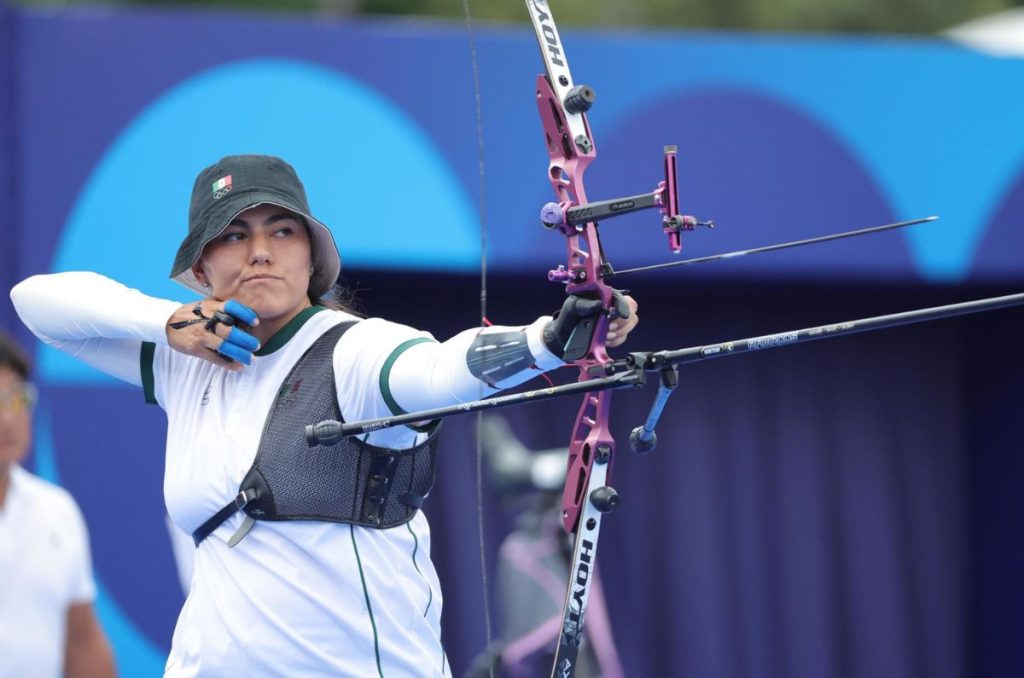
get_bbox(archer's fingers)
[606,320,636,346]
[186,331,243,370]
[216,337,255,366]
[210,349,245,371]
[223,299,259,326]
[208,323,260,351]
[226,326,260,352]
[607,309,639,343]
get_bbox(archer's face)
[193,203,313,324]
[0,367,32,469]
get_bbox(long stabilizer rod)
[620,290,1023,453]
[659,291,1023,365]
[306,291,1024,442]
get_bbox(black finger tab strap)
[205,310,236,332]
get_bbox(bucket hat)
[170,155,341,299]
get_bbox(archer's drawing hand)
[166,298,260,370]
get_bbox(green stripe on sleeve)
[378,337,437,417]
[140,342,157,405]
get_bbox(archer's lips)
[242,274,283,283]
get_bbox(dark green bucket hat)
[170,155,341,299]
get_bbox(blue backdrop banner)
[2,5,1022,677]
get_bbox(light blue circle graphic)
[44,57,478,384]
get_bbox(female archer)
[11,154,637,676]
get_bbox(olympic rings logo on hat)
[212,174,233,200]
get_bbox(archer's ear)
[191,261,207,287]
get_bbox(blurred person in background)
[467,414,624,678]
[0,329,116,678]
[10,154,637,676]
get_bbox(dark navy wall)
[0,3,16,333]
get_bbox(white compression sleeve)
[385,316,563,414]
[10,272,183,386]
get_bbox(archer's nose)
[249,233,273,265]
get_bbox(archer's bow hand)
[542,291,639,360]
[607,293,639,347]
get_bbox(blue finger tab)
[224,299,259,326]
[218,340,253,366]
[227,327,260,352]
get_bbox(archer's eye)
[221,231,246,243]
[273,225,295,237]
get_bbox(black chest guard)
[192,321,440,546]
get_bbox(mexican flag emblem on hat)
[212,175,232,199]
[173,155,341,299]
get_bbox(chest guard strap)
[192,321,440,546]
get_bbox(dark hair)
[298,216,361,316]
[311,282,362,316]
[0,330,31,381]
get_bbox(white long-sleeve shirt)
[11,272,562,677]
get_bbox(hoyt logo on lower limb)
[567,538,594,627]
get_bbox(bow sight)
[541,146,715,278]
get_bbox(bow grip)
[560,292,628,362]
[562,315,600,362]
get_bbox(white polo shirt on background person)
[0,465,97,678]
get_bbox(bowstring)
[461,2,495,675]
